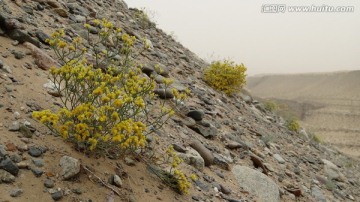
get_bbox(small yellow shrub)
[151,146,191,194]
[264,100,278,112]
[204,60,247,95]
[286,118,300,133]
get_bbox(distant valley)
[247,71,360,158]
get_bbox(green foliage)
[286,118,300,133]
[204,60,247,95]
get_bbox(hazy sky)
[126,0,360,75]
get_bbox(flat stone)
[9,121,20,131]
[124,157,136,166]
[10,188,23,197]
[0,170,15,183]
[273,154,285,164]
[232,165,280,202]
[311,186,326,202]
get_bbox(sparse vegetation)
[286,118,300,133]
[134,7,156,29]
[325,179,336,191]
[264,100,278,112]
[204,60,247,96]
[261,135,274,146]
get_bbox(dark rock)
[32,158,44,167]
[0,157,19,176]
[0,145,8,157]
[154,89,174,99]
[22,6,34,15]
[35,31,50,45]
[28,147,43,157]
[7,29,40,47]
[44,179,55,188]
[187,110,204,121]
[193,180,209,191]
[51,191,63,201]
[188,125,217,139]
[141,65,154,76]
[31,168,43,177]
[190,141,214,166]
[172,144,187,153]
[36,4,44,11]
[285,187,302,197]
[19,125,33,138]
[13,51,25,59]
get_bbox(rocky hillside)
[0,0,359,201]
[247,72,360,158]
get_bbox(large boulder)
[24,42,59,70]
[232,165,280,202]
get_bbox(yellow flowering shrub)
[204,60,247,95]
[286,118,300,133]
[32,19,187,156]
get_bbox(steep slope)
[247,72,360,158]
[0,0,359,202]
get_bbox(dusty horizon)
[127,0,360,76]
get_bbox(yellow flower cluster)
[174,169,191,194]
[204,60,247,95]
[32,110,59,125]
[163,146,191,194]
